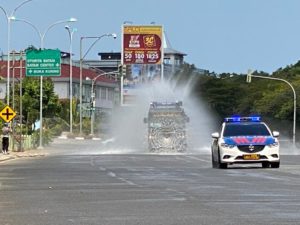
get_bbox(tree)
[13,77,62,134]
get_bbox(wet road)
[0,138,300,225]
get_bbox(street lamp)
[12,17,77,149]
[86,70,119,136]
[65,25,77,134]
[79,33,117,136]
[0,0,33,106]
[246,70,297,146]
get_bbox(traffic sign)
[26,49,61,76]
[0,106,16,123]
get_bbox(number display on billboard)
[123,25,163,65]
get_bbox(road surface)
[0,138,300,225]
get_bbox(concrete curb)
[58,135,102,140]
[0,150,48,163]
[0,154,15,162]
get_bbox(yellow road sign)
[0,105,16,123]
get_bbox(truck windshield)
[223,123,271,137]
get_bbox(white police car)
[211,116,280,169]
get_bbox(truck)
[144,101,189,152]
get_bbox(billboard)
[122,25,163,65]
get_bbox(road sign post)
[25,49,61,149]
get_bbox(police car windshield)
[223,123,271,137]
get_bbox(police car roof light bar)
[224,116,261,122]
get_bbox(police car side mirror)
[272,131,280,137]
[143,118,148,123]
[211,132,219,139]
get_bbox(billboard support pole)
[161,27,164,81]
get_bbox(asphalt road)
[1,138,300,225]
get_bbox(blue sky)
[1,0,300,74]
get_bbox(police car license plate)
[243,154,260,160]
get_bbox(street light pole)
[91,78,96,136]
[19,50,24,151]
[12,17,77,148]
[86,71,119,136]
[0,0,33,106]
[247,70,297,146]
[79,37,83,137]
[65,26,77,134]
[79,33,117,136]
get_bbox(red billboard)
[122,25,163,65]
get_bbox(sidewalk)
[0,149,48,163]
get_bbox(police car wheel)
[218,162,228,169]
[262,162,270,168]
[270,162,280,168]
[211,154,217,168]
[217,150,228,169]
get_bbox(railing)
[1,135,34,151]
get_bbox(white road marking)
[107,171,136,186]
[184,155,211,162]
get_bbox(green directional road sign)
[26,49,61,76]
